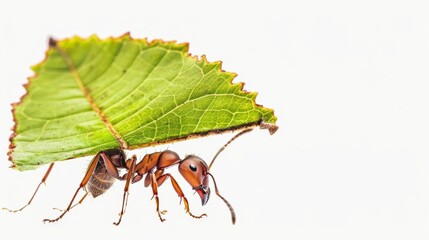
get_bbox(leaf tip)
[259,121,279,135]
[48,37,58,47]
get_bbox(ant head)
[178,129,252,224]
[178,155,210,206]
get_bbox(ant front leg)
[156,173,207,219]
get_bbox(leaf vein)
[124,93,250,138]
[103,47,171,117]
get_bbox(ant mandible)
[4,129,252,225]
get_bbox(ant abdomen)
[86,161,116,197]
[86,149,126,198]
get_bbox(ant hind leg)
[3,163,55,213]
[43,153,100,223]
[53,192,89,212]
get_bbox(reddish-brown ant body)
[4,129,251,225]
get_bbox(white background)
[0,0,428,239]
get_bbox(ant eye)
[189,163,197,172]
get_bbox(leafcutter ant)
[4,129,252,225]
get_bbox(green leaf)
[8,34,278,171]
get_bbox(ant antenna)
[208,172,236,224]
[208,128,253,171]
[206,128,253,224]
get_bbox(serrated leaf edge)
[8,33,278,169]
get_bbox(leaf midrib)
[53,41,128,149]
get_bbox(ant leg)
[157,173,207,219]
[3,163,55,213]
[113,155,137,226]
[53,151,121,213]
[43,153,100,223]
[149,171,167,222]
[53,192,89,212]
